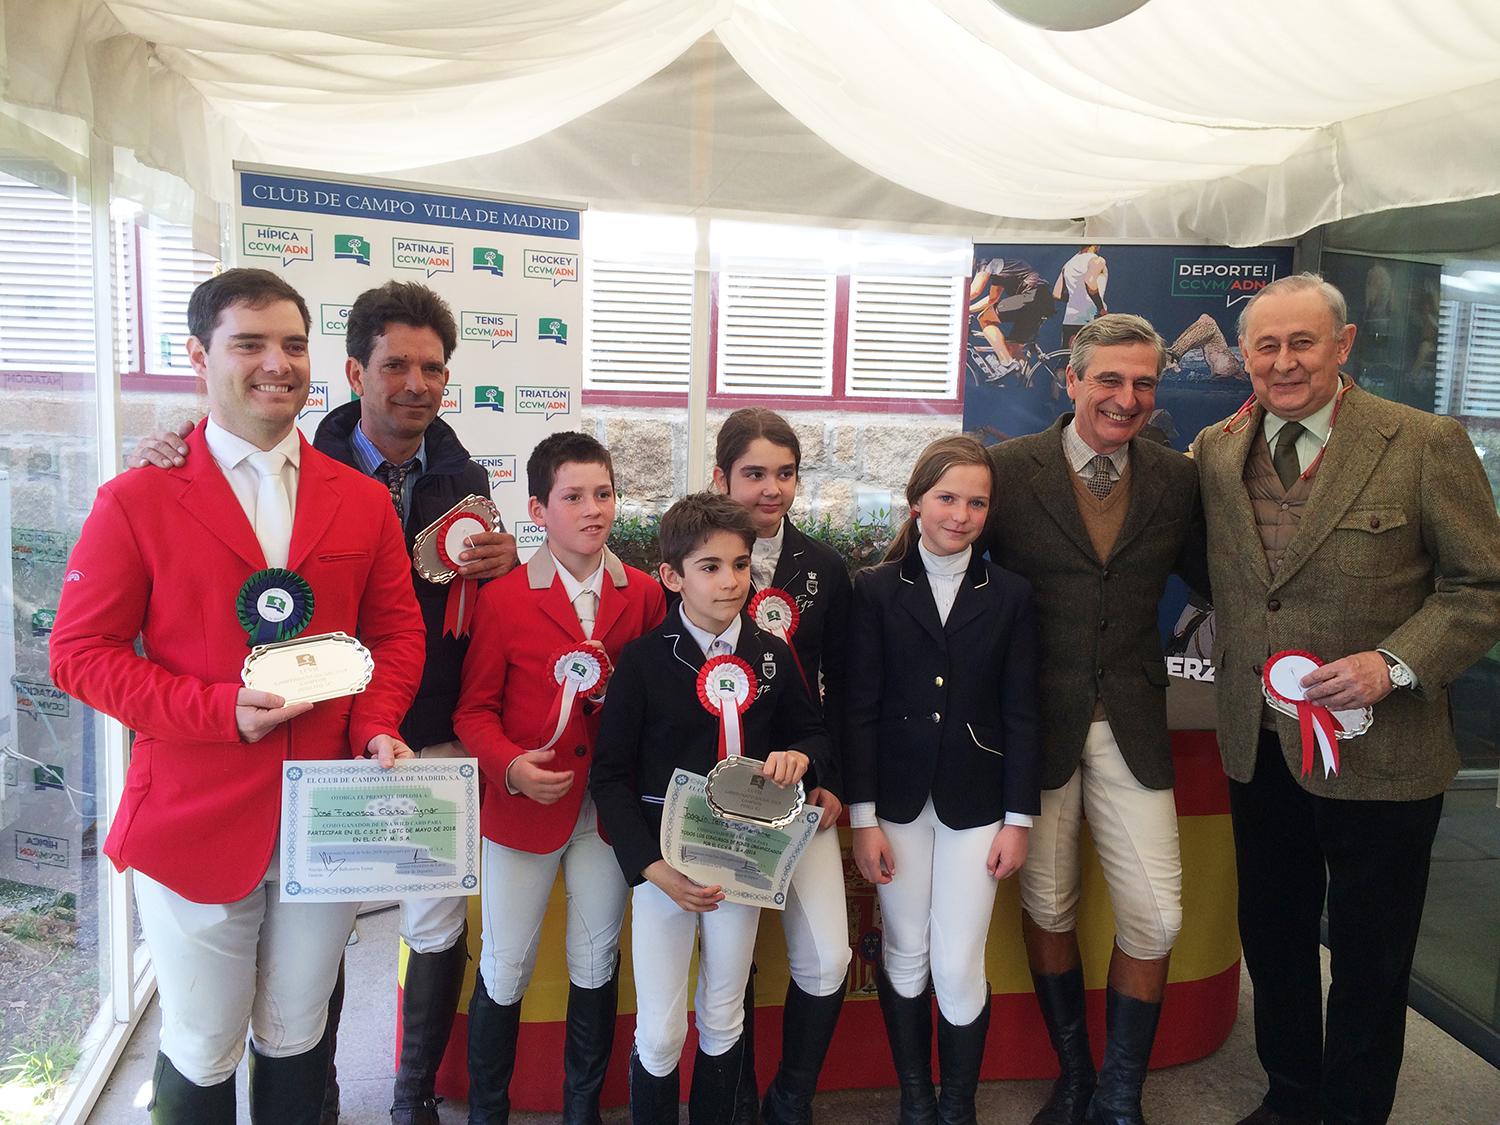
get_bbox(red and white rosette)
[535,648,607,753]
[748,587,808,686]
[435,509,490,637]
[1263,650,1344,778]
[697,654,758,761]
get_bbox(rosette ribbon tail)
[1296,700,1343,777]
[767,624,809,692]
[443,576,477,638]
[538,674,582,754]
[719,704,744,762]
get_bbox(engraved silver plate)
[704,756,805,829]
[242,632,375,706]
[411,495,502,584]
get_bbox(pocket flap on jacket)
[1335,508,1407,534]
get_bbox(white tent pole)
[687,212,711,491]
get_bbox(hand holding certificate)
[279,758,481,902]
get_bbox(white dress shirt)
[551,550,606,638]
[203,419,301,564]
[1062,419,1129,482]
[680,610,742,660]
[1261,392,1338,474]
[751,520,786,591]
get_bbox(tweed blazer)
[982,415,1207,790]
[1193,382,1500,801]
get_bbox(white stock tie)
[248,450,292,568]
[574,589,598,639]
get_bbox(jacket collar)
[313,399,474,477]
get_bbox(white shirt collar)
[550,548,605,605]
[680,606,742,658]
[751,519,786,586]
[1062,419,1128,477]
[204,417,302,471]
[1262,390,1338,448]
[918,540,971,577]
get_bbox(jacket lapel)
[1024,417,1098,563]
[769,519,808,592]
[1208,402,1273,589]
[173,422,267,570]
[944,550,993,636]
[1108,438,1169,561]
[287,435,346,571]
[1272,385,1394,591]
[526,546,588,642]
[591,549,631,641]
[897,546,947,647]
[664,603,706,677]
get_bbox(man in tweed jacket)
[1193,273,1500,1125]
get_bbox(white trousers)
[778,823,852,997]
[399,892,468,954]
[630,880,762,1077]
[1018,720,1182,961]
[135,866,357,1085]
[876,798,1000,1025]
[478,794,628,1005]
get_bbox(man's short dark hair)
[345,281,459,366]
[527,431,615,504]
[187,268,310,347]
[658,492,756,573]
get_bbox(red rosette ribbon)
[436,510,490,637]
[748,587,808,687]
[696,654,757,761]
[1263,650,1343,777]
[535,648,607,753]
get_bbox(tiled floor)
[85,904,1500,1124]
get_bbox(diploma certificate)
[278,758,480,903]
[659,769,821,910]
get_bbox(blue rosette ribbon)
[237,568,315,646]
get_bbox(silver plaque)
[704,756,805,829]
[242,631,375,706]
[412,495,502,584]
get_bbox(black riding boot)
[249,1017,335,1125]
[465,970,521,1125]
[688,1036,747,1125]
[731,965,760,1124]
[875,966,937,1125]
[322,958,346,1125]
[629,1048,680,1125]
[561,960,621,1125]
[1029,968,1096,1125]
[1083,987,1161,1125]
[761,981,846,1125]
[935,1000,990,1125]
[148,1051,235,1125]
[392,924,469,1125]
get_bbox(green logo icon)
[472,247,504,276]
[475,386,506,412]
[334,233,370,265]
[538,317,568,344]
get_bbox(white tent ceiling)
[7,0,1500,245]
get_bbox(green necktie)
[1273,422,1305,491]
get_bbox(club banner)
[963,242,1295,720]
[234,165,585,556]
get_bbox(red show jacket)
[453,547,665,854]
[49,422,426,904]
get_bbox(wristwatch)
[1380,650,1415,689]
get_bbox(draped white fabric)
[7,0,1500,243]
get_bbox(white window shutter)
[716,272,835,396]
[112,215,140,374]
[845,274,963,399]
[140,223,217,373]
[584,261,693,392]
[1457,303,1500,417]
[1434,298,1458,415]
[0,173,95,374]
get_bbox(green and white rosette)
[237,568,315,646]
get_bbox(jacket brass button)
[934,675,944,687]
[1369,515,1382,529]
[1267,599,1280,612]
[930,712,941,723]
[574,745,587,758]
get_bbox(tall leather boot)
[761,981,846,1125]
[466,970,521,1125]
[148,1051,235,1125]
[688,1036,747,1125]
[875,965,937,1125]
[249,1016,335,1125]
[1029,969,1096,1125]
[1083,987,1161,1125]
[731,966,760,1124]
[628,1048,680,1125]
[392,924,469,1125]
[561,959,621,1125]
[322,958,345,1125]
[935,1000,990,1125]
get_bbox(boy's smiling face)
[660,529,752,636]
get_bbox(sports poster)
[963,242,1294,718]
[233,165,584,553]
